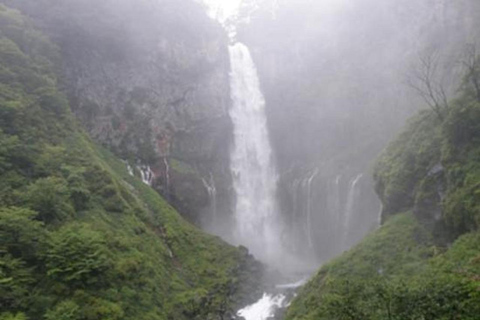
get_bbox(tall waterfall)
[228,42,281,262]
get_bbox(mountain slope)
[2,0,235,228]
[0,5,260,319]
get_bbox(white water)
[202,174,217,221]
[228,42,281,263]
[276,278,308,289]
[334,174,342,237]
[122,160,135,177]
[137,165,155,186]
[305,169,319,248]
[127,164,134,176]
[237,293,285,320]
[378,203,384,226]
[163,157,170,193]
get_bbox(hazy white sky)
[203,0,243,21]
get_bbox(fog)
[214,0,479,272]
[5,0,479,316]
[9,0,478,276]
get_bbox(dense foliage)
[286,213,480,319]
[0,5,260,319]
[286,51,480,319]
[374,82,480,239]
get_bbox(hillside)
[2,0,235,229]
[0,5,261,319]
[285,53,480,319]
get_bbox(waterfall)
[342,174,363,248]
[228,42,280,262]
[137,165,155,186]
[202,174,217,222]
[334,175,342,234]
[122,160,135,177]
[237,293,286,320]
[305,169,319,248]
[163,157,170,196]
[378,203,383,226]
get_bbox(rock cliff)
[5,0,234,225]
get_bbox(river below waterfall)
[236,277,308,320]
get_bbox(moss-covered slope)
[286,213,480,319]
[0,6,260,320]
[286,59,480,319]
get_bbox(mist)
[1,0,480,319]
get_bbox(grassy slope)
[286,213,480,319]
[0,5,259,320]
[286,69,480,319]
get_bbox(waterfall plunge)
[228,43,281,263]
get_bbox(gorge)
[1,0,480,319]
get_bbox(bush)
[25,177,74,223]
[44,223,112,289]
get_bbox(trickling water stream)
[342,174,363,249]
[305,169,319,248]
[228,42,282,263]
[202,174,217,222]
[137,165,155,186]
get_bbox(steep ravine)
[0,3,264,319]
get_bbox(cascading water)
[202,174,217,222]
[163,157,170,193]
[137,165,155,186]
[228,42,281,263]
[305,169,319,248]
[206,2,315,317]
[342,174,363,249]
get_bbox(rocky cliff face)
[6,0,234,225]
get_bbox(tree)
[460,44,480,102]
[407,50,449,120]
[44,223,111,289]
[0,207,46,310]
[24,177,74,223]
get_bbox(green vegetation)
[286,213,480,319]
[286,48,480,320]
[374,86,480,238]
[0,5,260,319]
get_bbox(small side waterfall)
[286,170,379,259]
[123,160,135,177]
[137,165,155,186]
[378,203,384,226]
[228,42,281,263]
[202,174,217,222]
[333,175,342,236]
[163,157,170,192]
[342,174,363,248]
[305,169,319,248]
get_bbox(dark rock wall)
[6,0,234,225]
